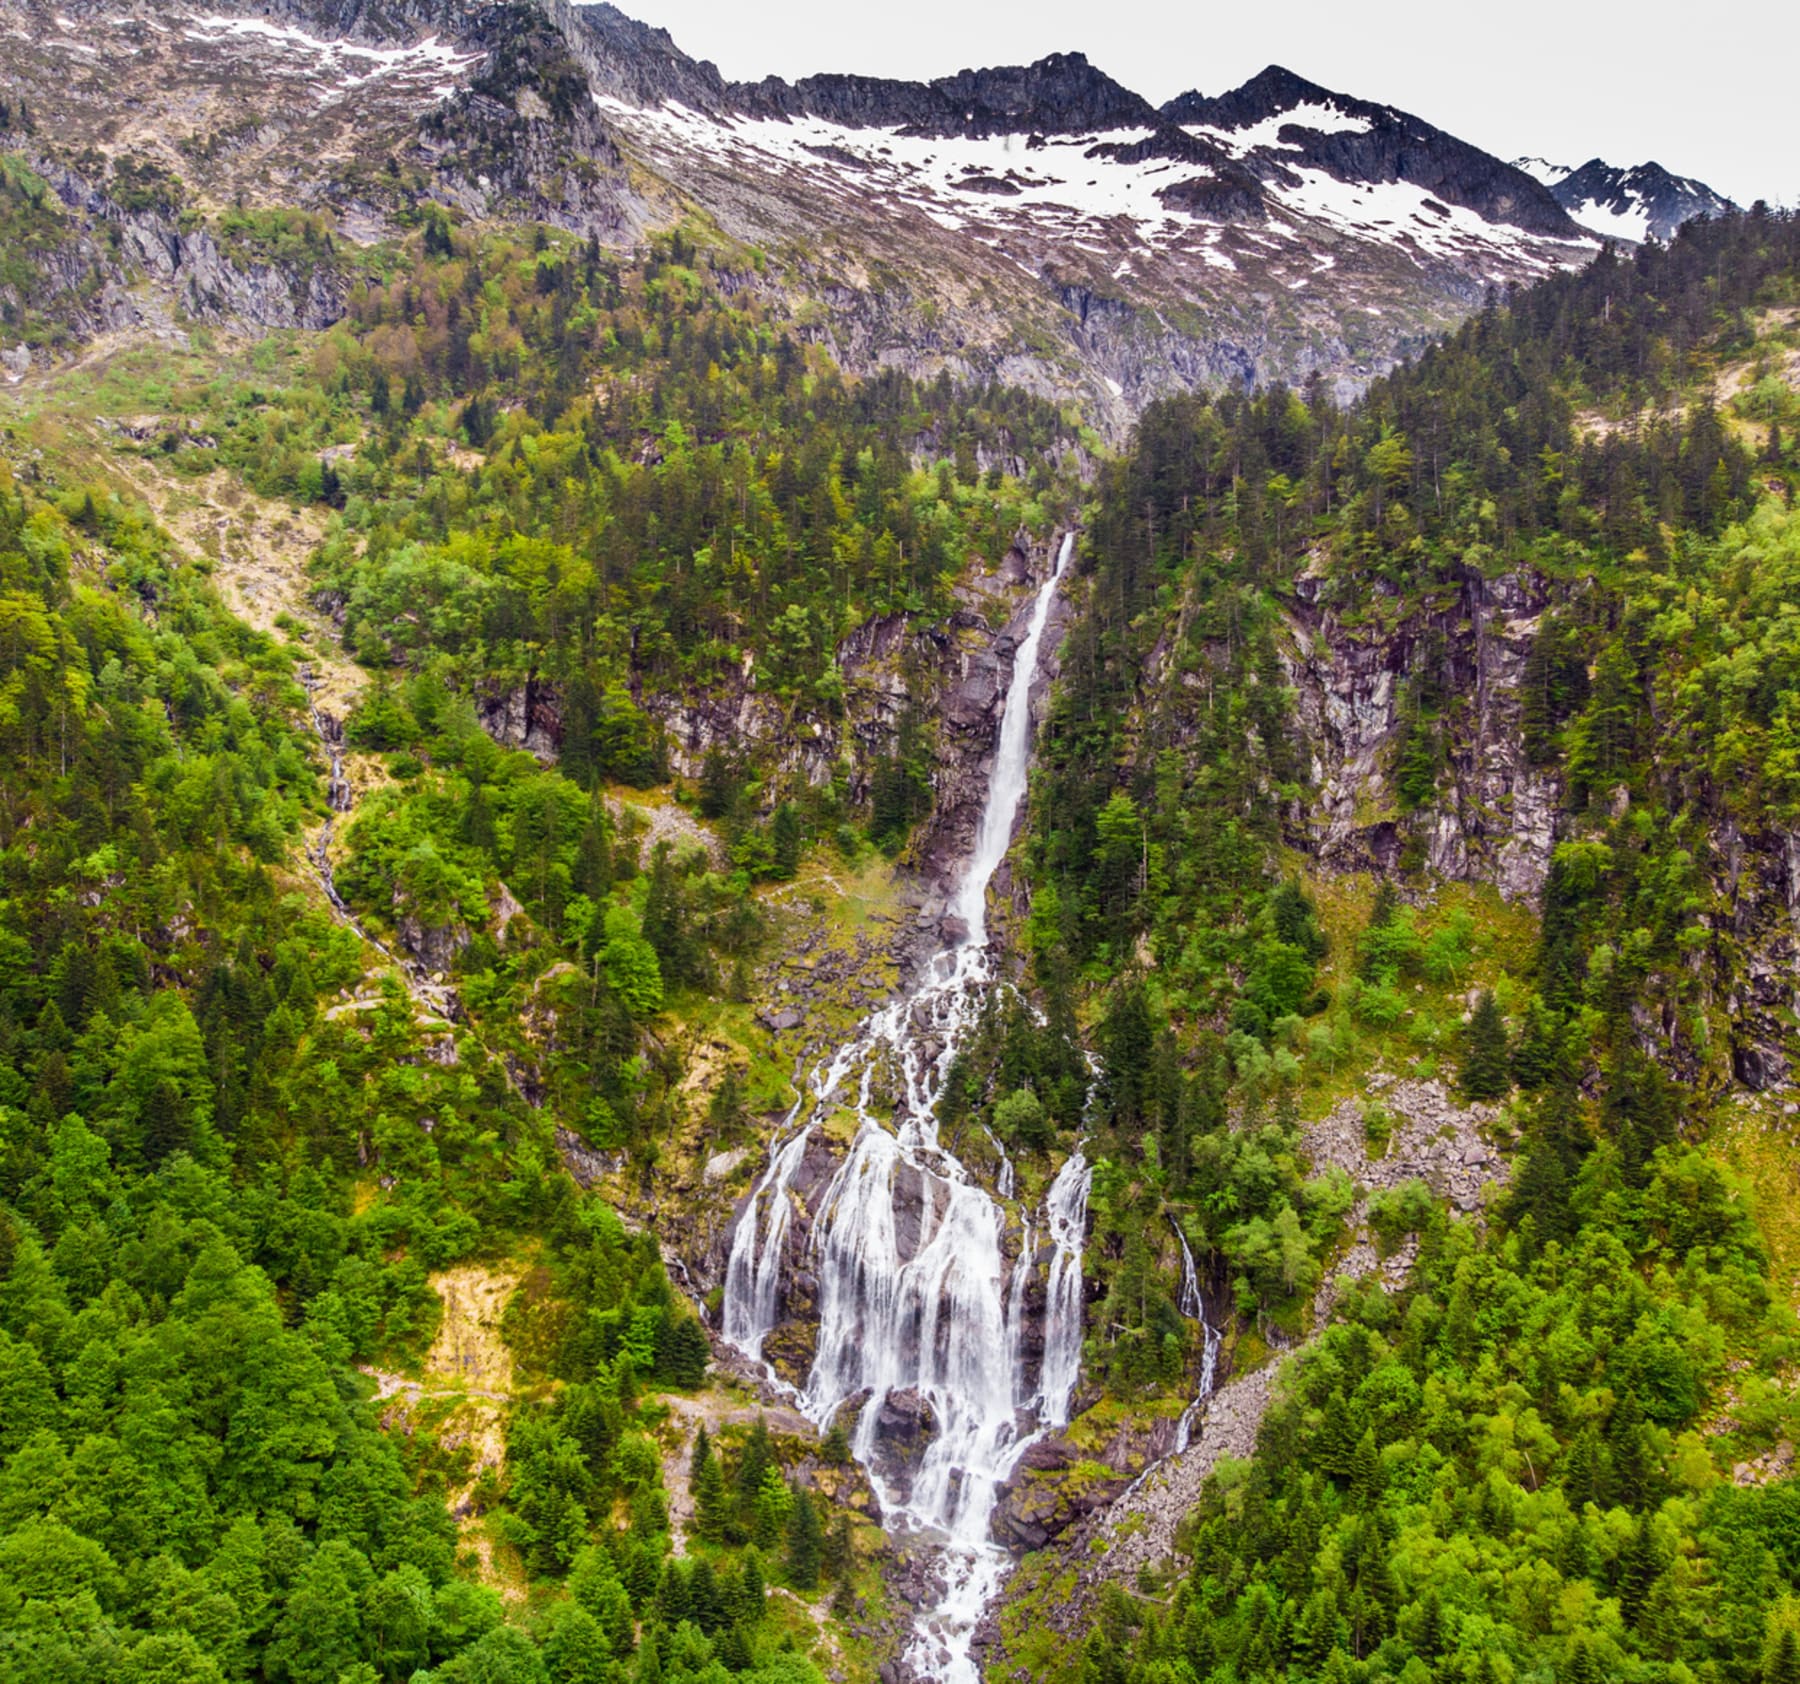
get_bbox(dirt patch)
[363,1264,523,1597]
[424,1264,520,1396]
[656,1391,817,1552]
[613,788,727,868]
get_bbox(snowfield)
[597,95,1595,283]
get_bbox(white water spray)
[722,533,1083,1682]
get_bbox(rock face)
[989,1413,1184,1551]
[477,680,563,763]
[1285,563,1558,901]
[1280,562,1800,1090]
[865,1387,938,1505]
[395,914,472,976]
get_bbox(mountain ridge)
[0,0,1738,423]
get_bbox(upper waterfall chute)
[949,530,1075,951]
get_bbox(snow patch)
[1188,101,1372,156]
[1569,196,1651,243]
[183,14,482,97]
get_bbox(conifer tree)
[1460,990,1512,1100]
[786,1486,823,1591]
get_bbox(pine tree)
[736,1415,775,1509]
[737,1549,766,1623]
[1460,990,1512,1100]
[1767,1627,1800,1684]
[786,1487,823,1591]
[694,1445,730,1544]
[1510,994,1563,1089]
[822,1512,853,1581]
[770,802,803,879]
[1617,1514,1661,1627]
[698,748,739,820]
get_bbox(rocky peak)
[560,0,734,112]
[910,51,1156,136]
[730,49,1155,139]
[1163,63,1580,239]
[1159,63,1343,132]
[1537,157,1737,243]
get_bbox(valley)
[0,5,1797,1684]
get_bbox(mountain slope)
[0,0,1748,425]
[0,0,1637,427]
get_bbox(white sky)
[611,0,1796,209]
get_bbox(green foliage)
[0,451,818,1679]
[1459,989,1512,1100]
[1113,1106,1793,1684]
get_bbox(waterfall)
[1114,1222,1222,1507]
[722,533,1083,1683]
[1169,1220,1221,1455]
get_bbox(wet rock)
[866,1386,937,1505]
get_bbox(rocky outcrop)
[1285,563,1558,901]
[1282,557,1800,1092]
[1716,822,1800,1090]
[0,153,351,344]
[477,678,563,762]
[395,914,472,977]
[865,1387,937,1505]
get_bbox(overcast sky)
[614,0,1795,208]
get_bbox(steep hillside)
[987,205,1800,1680]
[0,7,1795,1683]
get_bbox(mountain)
[561,17,1602,417]
[1517,153,1737,241]
[0,0,1747,424]
[0,0,1653,426]
[1,5,1799,1684]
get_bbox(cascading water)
[723,533,1084,1682]
[1170,1221,1222,1455]
[1118,1220,1222,1505]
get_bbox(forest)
[0,206,1085,1683]
[2,129,1800,1684]
[1008,208,1800,1682]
